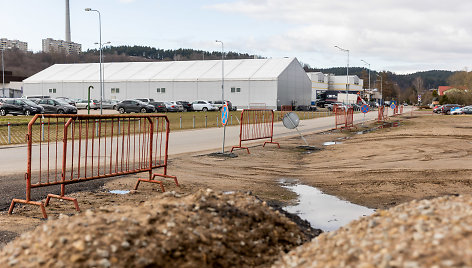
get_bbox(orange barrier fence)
[378,106,389,121]
[335,106,346,129]
[231,109,279,154]
[9,114,178,218]
[400,105,404,114]
[346,107,354,129]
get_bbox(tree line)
[3,45,470,105]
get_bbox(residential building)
[42,38,81,54]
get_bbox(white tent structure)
[23,57,311,109]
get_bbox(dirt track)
[2,112,472,251]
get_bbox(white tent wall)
[124,81,148,100]
[225,80,250,108]
[170,81,198,101]
[247,80,278,109]
[194,81,223,102]
[276,59,311,108]
[22,58,312,109]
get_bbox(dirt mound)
[274,194,472,267]
[0,189,312,267]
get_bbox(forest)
[2,45,468,104]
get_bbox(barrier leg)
[45,194,80,212]
[9,199,48,219]
[231,145,250,154]
[134,173,167,192]
[263,141,280,148]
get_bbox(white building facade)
[42,38,82,54]
[23,58,311,109]
[307,72,364,103]
[0,38,28,51]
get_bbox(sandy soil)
[2,112,472,249]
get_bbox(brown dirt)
[1,112,472,265]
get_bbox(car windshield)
[21,99,37,106]
[135,100,147,105]
[55,99,70,105]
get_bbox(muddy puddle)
[109,190,130,195]
[281,179,375,231]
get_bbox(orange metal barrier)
[231,109,280,154]
[335,106,346,129]
[400,105,404,114]
[346,108,354,129]
[8,114,178,218]
[378,106,389,121]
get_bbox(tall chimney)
[65,0,71,42]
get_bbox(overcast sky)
[2,0,472,74]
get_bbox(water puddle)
[281,181,375,231]
[323,141,342,146]
[109,190,130,195]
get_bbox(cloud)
[206,0,472,72]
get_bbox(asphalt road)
[0,107,408,211]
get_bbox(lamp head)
[85,8,92,11]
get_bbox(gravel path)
[274,194,472,267]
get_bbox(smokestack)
[65,0,71,42]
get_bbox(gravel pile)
[0,189,311,268]
[274,194,472,267]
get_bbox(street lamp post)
[361,59,370,101]
[85,8,104,114]
[1,48,5,98]
[335,46,349,105]
[377,74,383,106]
[215,40,226,154]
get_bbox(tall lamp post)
[335,46,349,105]
[361,59,370,101]
[1,46,11,98]
[85,8,104,114]
[215,40,226,154]
[377,73,383,106]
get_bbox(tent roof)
[24,58,298,83]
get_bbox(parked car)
[164,101,184,112]
[176,101,192,111]
[461,106,472,114]
[433,105,443,113]
[326,102,345,111]
[57,97,76,106]
[450,107,464,115]
[100,100,119,109]
[153,101,167,112]
[75,99,100,110]
[192,100,218,112]
[441,104,462,115]
[210,100,236,111]
[37,98,78,114]
[0,98,45,116]
[136,98,167,112]
[116,100,155,114]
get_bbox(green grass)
[0,110,333,145]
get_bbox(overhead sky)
[3,0,471,74]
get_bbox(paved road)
[0,108,409,174]
[0,107,413,211]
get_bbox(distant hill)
[2,45,457,102]
[308,67,453,90]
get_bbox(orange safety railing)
[378,106,389,122]
[400,105,404,114]
[231,109,280,154]
[335,106,346,129]
[346,107,354,129]
[9,114,178,218]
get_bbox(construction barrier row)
[231,109,279,154]
[9,114,178,218]
[334,106,354,129]
[378,106,389,121]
